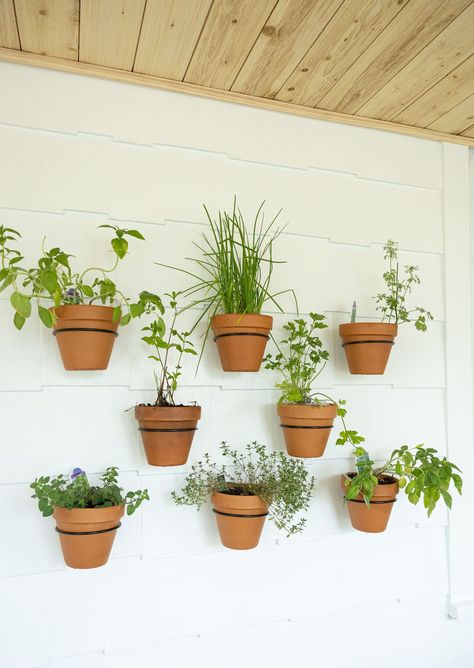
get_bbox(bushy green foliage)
[31,467,149,517]
[374,239,433,330]
[172,441,315,536]
[342,445,462,516]
[0,224,144,329]
[132,291,197,406]
[264,313,365,449]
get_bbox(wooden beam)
[14,0,79,60]
[0,0,20,49]
[0,47,473,148]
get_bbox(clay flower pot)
[277,403,337,458]
[339,323,398,375]
[341,474,399,533]
[211,313,273,372]
[211,489,269,549]
[135,405,201,466]
[53,505,124,568]
[52,304,119,371]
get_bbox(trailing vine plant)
[0,224,144,329]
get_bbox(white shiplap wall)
[0,62,473,668]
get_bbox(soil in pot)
[339,323,398,375]
[53,505,124,568]
[277,403,337,458]
[52,304,119,371]
[211,487,268,549]
[211,313,273,372]
[135,404,201,466]
[341,473,399,533]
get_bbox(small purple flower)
[70,467,85,481]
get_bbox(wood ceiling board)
[358,3,474,121]
[133,0,213,80]
[460,123,474,137]
[0,0,20,49]
[79,0,146,70]
[275,0,409,106]
[317,0,472,115]
[393,55,474,128]
[2,48,474,148]
[184,0,277,89]
[427,93,474,133]
[14,0,79,60]
[231,0,344,98]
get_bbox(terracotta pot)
[211,313,273,372]
[52,304,119,371]
[211,489,268,549]
[135,404,201,466]
[53,505,124,568]
[339,323,398,375]
[277,403,337,458]
[341,474,399,533]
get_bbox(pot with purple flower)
[31,467,149,569]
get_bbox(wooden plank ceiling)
[1,0,474,144]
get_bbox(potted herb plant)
[132,291,201,466]
[339,240,433,374]
[340,445,462,533]
[160,199,295,372]
[172,441,314,550]
[0,224,144,370]
[264,313,364,458]
[31,467,149,568]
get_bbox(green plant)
[0,224,144,329]
[342,445,462,516]
[263,313,365,448]
[31,467,149,517]
[373,239,433,330]
[172,441,315,536]
[158,199,296,346]
[131,290,197,407]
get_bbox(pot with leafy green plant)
[172,441,314,549]
[264,313,365,458]
[339,240,433,375]
[340,445,462,533]
[0,223,144,370]
[132,290,201,466]
[31,467,149,568]
[159,199,295,372]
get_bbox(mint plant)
[172,441,315,536]
[31,467,149,517]
[132,291,197,407]
[264,313,365,448]
[341,444,462,516]
[374,239,433,330]
[0,224,144,329]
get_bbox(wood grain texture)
[275,0,409,106]
[393,55,474,128]
[232,0,344,98]
[79,0,146,70]
[358,3,474,120]
[317,0,472,115]
[14,0,79,60]
[460,123,474,137]
[0,0,19,49]
[427,94,474,133]
[1,48,473,147]
[184,0,276,89]
[134,0,213,80]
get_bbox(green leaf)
[81,284,94,298]
[111,236,128,259]
[10,291,31,318]
[112,306,122,322]
[0,273,14,293]
[41,270,57,293]
[38,305,53,328]
[120,312,131,326]
[13,312,25,329]
[125,229,145,240]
